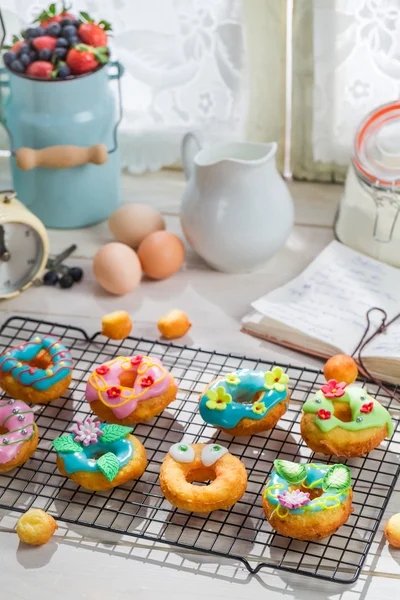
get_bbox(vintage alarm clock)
[0,190,49,299]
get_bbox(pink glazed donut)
[0,397,39,472]
[85,355,178,424]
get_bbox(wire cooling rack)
[0,316,399,584]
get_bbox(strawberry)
[11,40,25,52]
[41,13,74,27]
[32,36,57,52]
[26,61,55,79]
[78,23,108,47]
[66,44,108,75]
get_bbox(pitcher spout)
[195,140,277,168]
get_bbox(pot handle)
[16,144,108,171]
[181,132,202,180]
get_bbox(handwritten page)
[251,241,400,357]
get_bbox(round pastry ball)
[108,204,166,248]
[385,513,400,548]
[138,231,185,280]
[324,354,358,385]
[16,508,58,546]
[93,242,142,295]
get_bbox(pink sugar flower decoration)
[321,379,347,398]
[73,417,103,447]
[96,365,110,375]
[277,489,310,509]
[131,355,143,367]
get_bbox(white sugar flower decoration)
[277,489,310,509]
[73,417,103,447]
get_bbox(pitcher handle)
[181,132,202,180]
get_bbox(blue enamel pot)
[0,62,123,228]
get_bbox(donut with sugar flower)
[300,380,394,457]
[85,355,177,424]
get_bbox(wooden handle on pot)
[16,144,108,170]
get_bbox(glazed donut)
[0,335,73,404]
[263,460,353,541]
[199,367,289,436]
[0,397,38,472]
[86,355,177,424]
[53,417,147,491]
[159,442,247,512]
[301,380,394,457]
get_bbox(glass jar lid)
[353,101,400,189]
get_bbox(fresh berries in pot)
[46,22,62,37]
[32,36,57,52]
[10,59,25,73]
[78,23,108,47]
[66,44,108,75]
[26,61,54,79]
[38,49,53,61]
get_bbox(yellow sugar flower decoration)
[264,367,289,392]
[252,401,266,415]
[205,386,232,411]
[225,373,240,386]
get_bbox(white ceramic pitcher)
[180,133,294,273]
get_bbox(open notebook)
[242,241,400,385]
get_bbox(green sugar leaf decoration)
[274,460,307,484]
[97,452,120,482]
[53,435,82,454]
[101,424,133,444]
[322,464,351,492]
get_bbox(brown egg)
[93,242,142,295]
[138,231,185,279]
[108,204,165,248]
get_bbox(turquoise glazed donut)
[53,419,147,491]
[262,460,353,541]
[199,367,289,436]
[0,335,73,404]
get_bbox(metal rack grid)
[0,316,399,584]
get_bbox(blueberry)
[29,50,37,61]
[3,51,16,67]
[67,36,78,47]
[57,64,71,78]
[10,59,25,73]
[54,47,67,60]
[56,37,69,48]
[38,49,53,61]
[46,22,62,37]
[72,20,81,28]
[69,266,83,282]
[62,25,77,39]
[19,54,31,67]
[18,44,30,55]
[25,26,45,39]
[60,17,73,26]
[59,273,74,288]
[43,270,59,286]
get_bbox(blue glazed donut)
[0,334,73,404]
[53,419,147,491]
[199,367,289,436]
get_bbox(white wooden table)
[0,164,399,599]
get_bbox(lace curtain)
[0,0,247,173]
[292,0,400,181]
